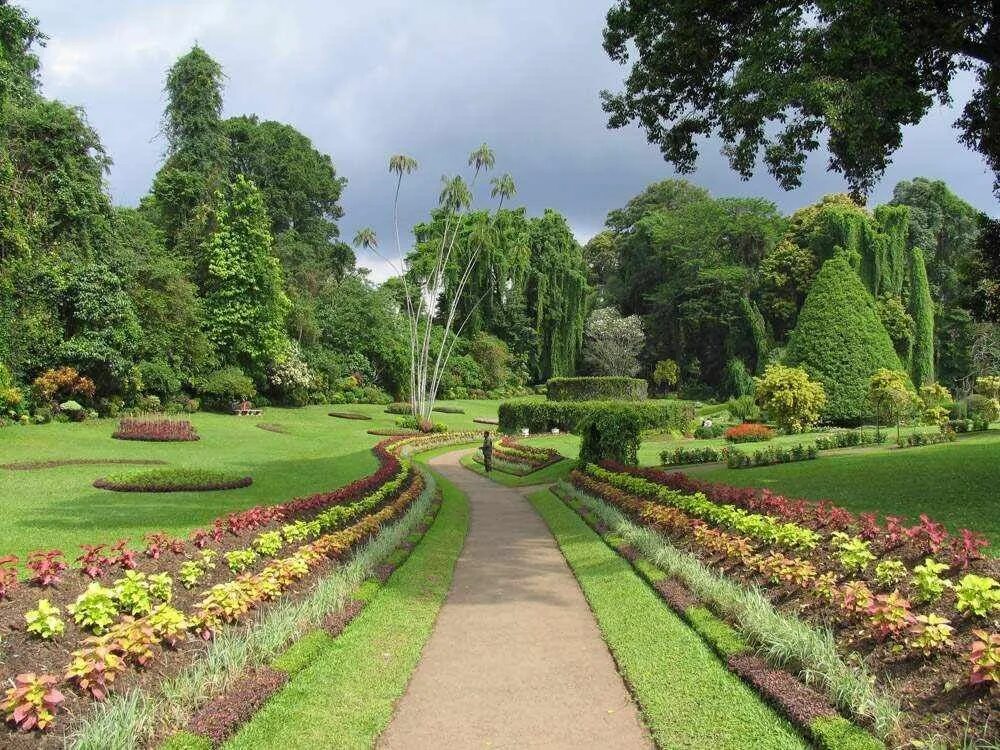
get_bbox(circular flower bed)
[93,467,252,492]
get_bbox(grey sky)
[23,0,1000,279]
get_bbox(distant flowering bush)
[724,423,775,443]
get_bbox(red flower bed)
[112,418,199,442]
[723,423,774,443]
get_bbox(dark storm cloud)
[24,0,999,278]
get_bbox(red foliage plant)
[0,555,18,599]
[75,545,109,580]
[26,550,67,587]
[969,630,1000,686]
[1,673,65,732]
[113,417,199,442]
[724,423,775,443]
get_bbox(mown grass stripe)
[527,488,808,750]
[222,469,469,750]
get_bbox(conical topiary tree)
[786,251,905,423]
[908,246,935,386]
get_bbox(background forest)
[1,3,998,424]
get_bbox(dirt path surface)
[378,449,652,750]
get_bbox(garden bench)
[231,399,263,416]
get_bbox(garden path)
[378,449,652,749]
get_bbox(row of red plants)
[602,462,990,570]
[112,417,199,442]
[572,465,999,746]
[723,423,775,443]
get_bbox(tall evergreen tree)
[203,175,289,380]
[909,247,935,386]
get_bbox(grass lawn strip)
[527,487,808,750]
[67,462,444,750]
[221,465,468,749]
[459,451,574,486]
[554,485,883,750]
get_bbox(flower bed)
[565,461,999,747]
[724,423,775,443]
[113,418,199,442]
[474,437,563,476]
[327,411,372,421]
[0,432,473,742]
[93,468,253,493]
[1,459,167,471]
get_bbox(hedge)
[726,443,818,468]
[546,376,648,402]
[498,399,693,435]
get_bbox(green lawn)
[694,431,1000,549]
[0,399,505,562]
[224,464,469,749]
[527,488,807,749]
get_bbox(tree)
[602,1,1000,199]
[868,368,916,441]
[754,364,826,433]
[355,145,519,422]
[786,252,905,423]
[652,359,679,392]
[203,175,289,380]
[910,247,936,386]
[583,307,644,377]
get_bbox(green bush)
[662,445,728,466]
[726,443,817,468]
[813,429,887,450]
[137,360,182,399]
[546,376,648,402]
[498,399,693,435]
[897,430,956,448]
[693,422,726,439]
[195,366,257,411]
[786,253,904,423]
[726,395,761,423]
[578,407,645,464]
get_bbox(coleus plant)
[64,642,125,700]
[2,673,65,731]
[0,554,18,600]
[969,630,1000,686]
[866,591,914,639]
[76,544,110,580]
[26,549,67,587]
[907,614,955,656]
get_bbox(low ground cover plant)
[565,461,999,746]
[113,418,199,442]
[93,467,253,493]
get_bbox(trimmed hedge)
[897,430,956,448]
[813,429,886,450]
[662,446,729,466]
[498,399,693,435]
[786,253,904,424]
[726,443,817,469]
[546,376,648,402]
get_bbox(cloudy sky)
[23,0,1000,278]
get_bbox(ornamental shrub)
[498,399,692,435]
[786,253,905,423]
[195,367,257,411]
[726,394,762,423]
[753,364,826,432]
[723,423,775,443]
[578,408,644,465]
[546,376,648,402]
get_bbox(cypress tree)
[909,246,935,386]
[203,175,289,381]
[786,252,904,423]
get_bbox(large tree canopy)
[601,1,1000,199]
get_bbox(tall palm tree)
[439,175,472,213]
[490,173,517,210]
[467,143,495,184]
[352,227,378,251]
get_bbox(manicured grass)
[459,452,575,486]
[0,400,505,562]
[223,466,469,750]
[695,431,1000,550]
[527,488,808,750]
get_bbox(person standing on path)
[481,430,494,473]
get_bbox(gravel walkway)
[379,449,651,749]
